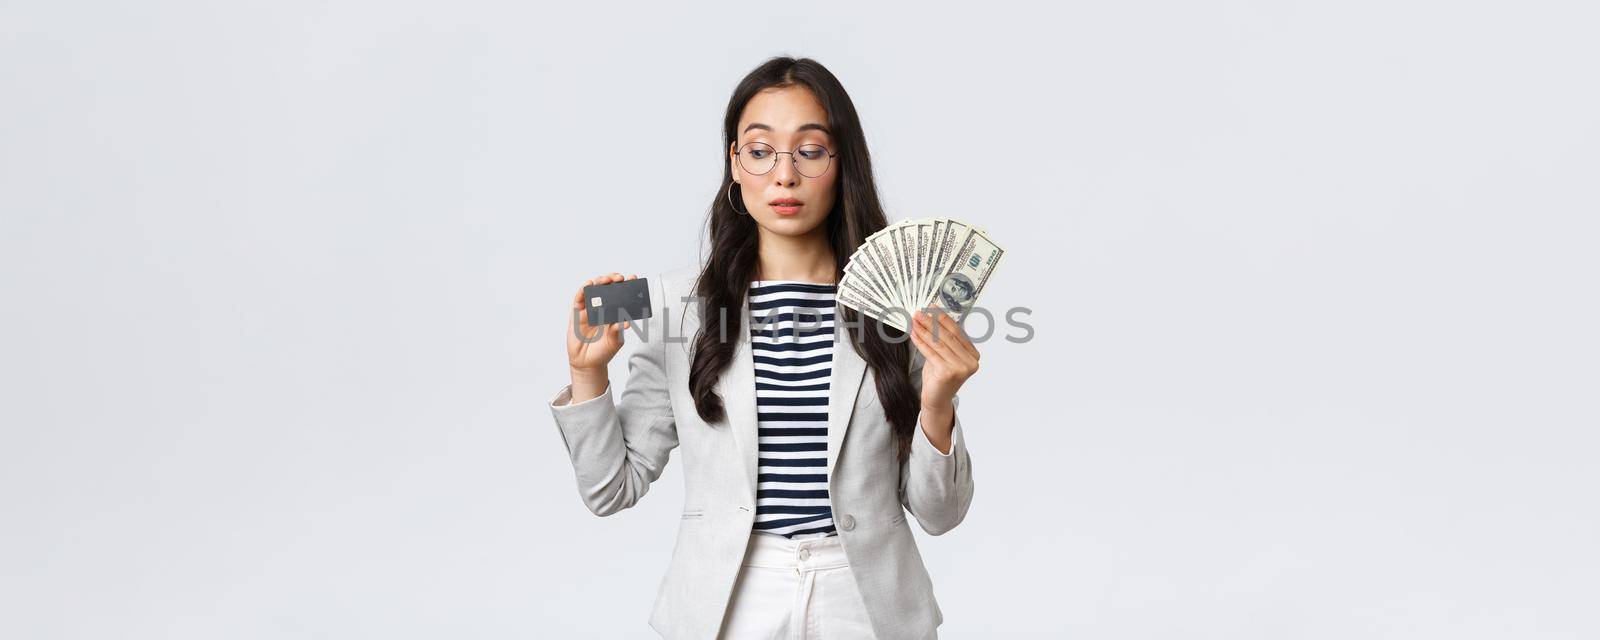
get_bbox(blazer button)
[839,514,856,531]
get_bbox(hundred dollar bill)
[913,221,932,312]
[925,227,1003,322]
[920,218,968,310]
[873,229,907,313]
[924,219,942,306]
[922,220,942,308]
[838,277,910,332]
[845,252,897,313]
[926,219,945,306]
[896,224,916,313]
[838,217,1004,336]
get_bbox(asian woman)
[550,56,979,640]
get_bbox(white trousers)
[717,531,878,639]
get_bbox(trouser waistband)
[741,531,849,570]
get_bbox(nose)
[770,154,800,187]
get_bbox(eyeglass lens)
[738,142,831,178]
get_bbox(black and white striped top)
[749,280,839,540]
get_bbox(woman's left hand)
[909,308,980,409]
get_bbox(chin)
[756,213,825,235]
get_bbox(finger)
[573,282,589,306]
[928,312,973,367]
[574,273,614,319]
[931,310,963,338]
[934,312,980,361]
[576,276,603,308]
[911,331,956,385]
[916,310,955,349]
[583,306,605,338]
[572,313,597,342]
[922,310,971,362]
[913,308,938,337]
[908,322,945,365]
[570,297,592,334]
[913,312,962,364]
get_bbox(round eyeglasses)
[735,142,836,178]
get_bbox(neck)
[755,224,836,284]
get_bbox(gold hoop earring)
[726,182,749,215]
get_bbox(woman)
[550,56,979,640]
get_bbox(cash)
[838,217,1004,333]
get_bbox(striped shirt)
[749,280,839,540]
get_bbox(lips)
[769,197,804,217]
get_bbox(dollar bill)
[924,227,1003,322]
[837,217,1002,334]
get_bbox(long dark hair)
[688,56,920,462]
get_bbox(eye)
[799,146,825,160]
[747,148,771,159]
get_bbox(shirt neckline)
[751,279,837,286]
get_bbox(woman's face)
[729,86,838,237]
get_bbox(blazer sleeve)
[548,275,678,517]
[898,346,976,536]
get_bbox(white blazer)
[549,264,975,639]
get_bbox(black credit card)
[584,278,652,326]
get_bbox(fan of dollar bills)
[837,217,1004,333]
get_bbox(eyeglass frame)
[732,141,838,178]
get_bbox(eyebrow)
[743,122,832,136]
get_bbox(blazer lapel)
[718,294,760,504]
[720,295,870,502]
[825,305,868,478]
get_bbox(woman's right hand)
[566,273,638,400]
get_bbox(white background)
[3,1,1596,638]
